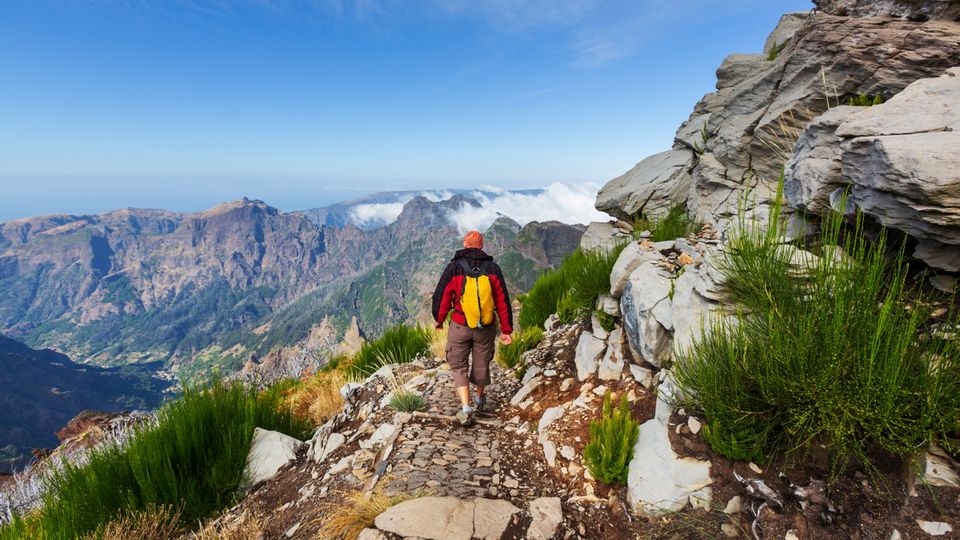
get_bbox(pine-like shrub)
[583,392,640,485]
[632,203,700,242]
[6,381,312,539]
[673,183,960,474]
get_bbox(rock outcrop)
[597,9,960,229]
[786,67,960,269]
[814,0,960,20]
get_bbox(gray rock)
[357,529,388,540]
[243,428,304,489]
[784,106,860,214]
[580,221,631,253]
[574,331,605,381]
[312,432,345,463]
[527,497,563,540]
[597,294,620,317]
[375,497,520,540]
[930,275,957,293]
[610,242,661,298]
[814,0,960,20]
[670,268,721,357]
[763,13,808,56]
[915,240,960,272]
[629,364,655,389]
[627,373,712,515]
[597,328,626,381]
[916,520,953,536]
[716,55,764,91]
[620,264,673,367]
[510,377,542,406]
[595,150,694,221]
[921,445,960,487]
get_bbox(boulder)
[374,497,522,540]
[580,221,631,253]
[595,150,694,221]
[574,332,605,381]
[597,328,627,381]
[670,268,720,357]
[527,497,563,540]
[915,240,960,272]
[620,263,673,367]
[763,13,808,56]
[784,106,860,214]
[716,55,764,91]
[243,428,304,488]
[627,374,713,515]
[814,0,960,20]
[610,242,661,298]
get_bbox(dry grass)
[429,325,447,360]
[188,510,264,540]
[83,506,182,540]
[312,490,421,540]
[282,371,347,426]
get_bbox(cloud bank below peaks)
[447,183,610,233]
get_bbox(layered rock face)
[815,0,960,20]
[597,9,960,229]
[786,67,960,269]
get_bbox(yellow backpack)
[459,260,496,329]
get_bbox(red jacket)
[432,248,513,334]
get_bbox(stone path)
[379,361,516,499]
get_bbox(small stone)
[544,369,558,377]
[285,522,301,537]
[748,462,763,474]
[504,478,519,489]
[917,521,953,536]
[889,530,901,540]
[784,531,799,540]
[678,252,695,266]
[688,417,702,434]
[592,385,608,396]
[721,523,739,538]
[723,496,742,514]
[560,445,576,461]
[560,378,574,392]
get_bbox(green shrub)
[4,381,312,539]
[766,39,789,61]
[583,392,639,485]
[848,93,885,106]
[673,184,960,474]
[520,246,626,329]
[594,310,616,333]
[347,325,431,380]
[388,390,428,412]
[518,268,568,330]
[496,326,544,370]
[632,204,700,242]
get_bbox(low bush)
[583,392,640,485]
[632,203,700,242]
[5,381,312,539]
[388,390,428,413]
[346,325,431,380]
[673,186,960,474]
[518,268,569,331]
[496,326,544,371]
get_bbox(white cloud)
[446,182,610,233]
[349,202,406,227]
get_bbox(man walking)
[432,230,513,425]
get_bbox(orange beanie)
[463,230,484,249]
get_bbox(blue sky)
[0,0,812,221]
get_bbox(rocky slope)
[197,2,960,539]
[0,195,583,375]
[0,335,167,473]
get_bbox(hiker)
[432,230,513,425]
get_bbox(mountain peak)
[197,198,278,218]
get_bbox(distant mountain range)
[0,334,168,473]
[0,191,585,378]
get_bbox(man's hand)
[435,321,444,330]
[500,333,513,346]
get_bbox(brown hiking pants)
[446,321,496,387]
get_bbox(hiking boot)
[474,395,487,413]
[455,408,474,426]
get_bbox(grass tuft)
[632,204,700,243]
[282,370,347,426]
[496,326,544,371]
[83,505,182,540]
[583,392,640,485]
[388,391,428,413]
[313,490,421,540]
[346,325,431,380]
